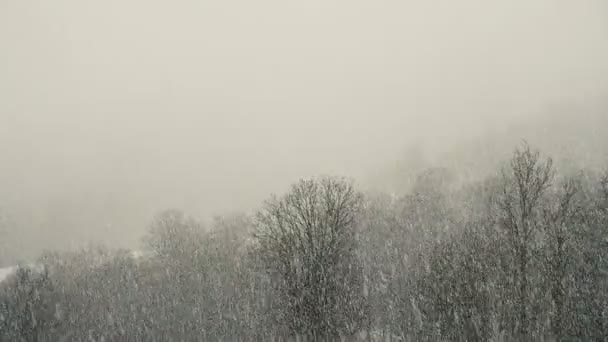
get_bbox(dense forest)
[1,141,607,341]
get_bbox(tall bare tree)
[541,177,581,340]
[498,142,554,339]
[254,176,368,339]
[143,209,205,263]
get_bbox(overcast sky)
[1,0,607,252]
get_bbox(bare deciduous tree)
[498,142,554,339]
[254,176,368,339]
[143,209,204,262]
[542,177,580,340]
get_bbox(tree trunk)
[552,238,565,341]
[519,246,529,340]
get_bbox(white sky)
[0,0,607,251]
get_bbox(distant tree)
[356,192,403,339]
[143,209,205,264]
[497,142,554,339]
[254,177,368,339]
[204,213,258,339]
[601,170,608,203]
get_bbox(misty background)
[1,0,607,263]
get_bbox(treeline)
[1,143,607,341]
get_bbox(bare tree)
[143,209,204,262]
[498,142,554,339]
[254,176,368,339]
[542,177,580,340]
[600,171,608,203]
[570,169,608,339]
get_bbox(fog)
[1,0,607,258]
